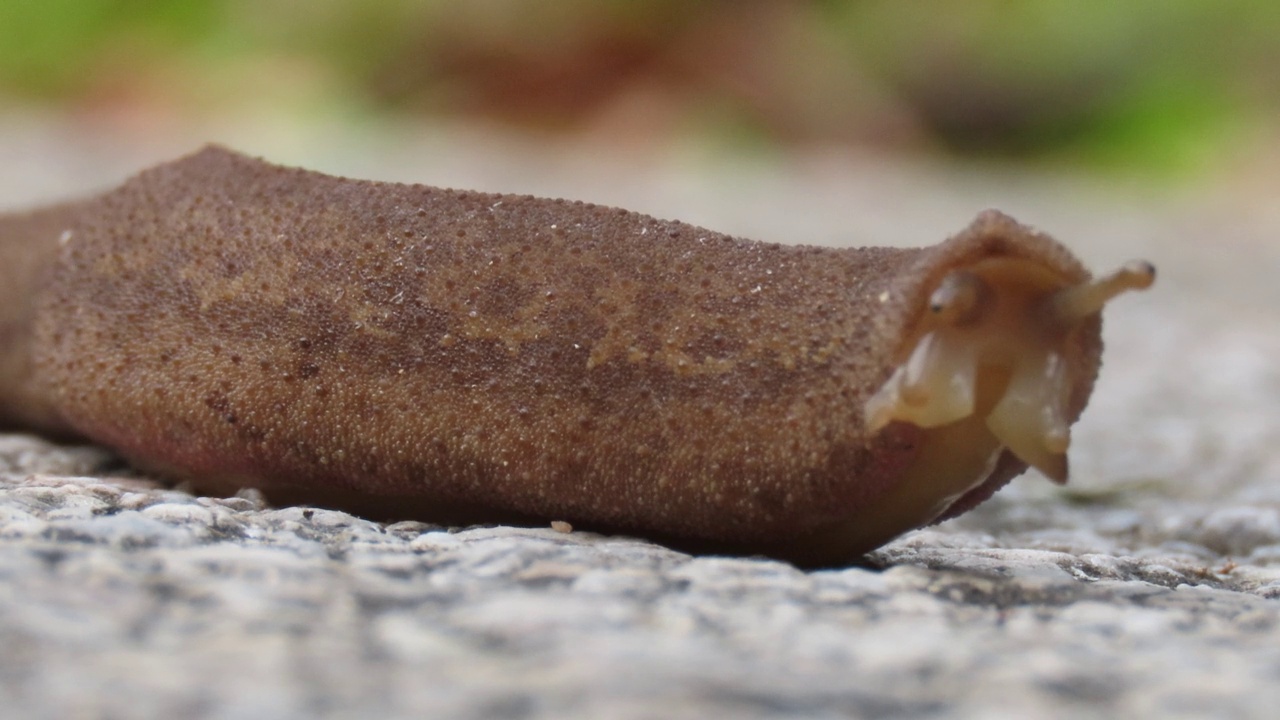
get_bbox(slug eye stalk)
[865,258,1155,483]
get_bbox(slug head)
[776,227,1155,566]
[866,257,1155,484]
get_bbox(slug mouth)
[864,257,1155,482]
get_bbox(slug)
[0,146,1153,566]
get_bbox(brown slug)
[0,146,1153,566]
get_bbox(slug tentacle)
[1050,260,1156,325]
[985,350,1071,482]
[866,325,978,430]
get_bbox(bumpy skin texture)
[0,202,88,436]
[0,147,1103,565]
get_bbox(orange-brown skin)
[0,147,1125,565]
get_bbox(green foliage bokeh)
[1,0,1276,172]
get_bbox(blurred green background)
[1,0,1277,176]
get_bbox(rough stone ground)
[3,120,1279,718]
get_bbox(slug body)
[0,147,1151,565]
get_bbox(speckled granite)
[4,450,1280,720]
[2,125,1279,719]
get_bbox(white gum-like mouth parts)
[865,258,1155,483]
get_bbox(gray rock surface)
[3,123,1279,718]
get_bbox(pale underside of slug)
[0,146,1152,566]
